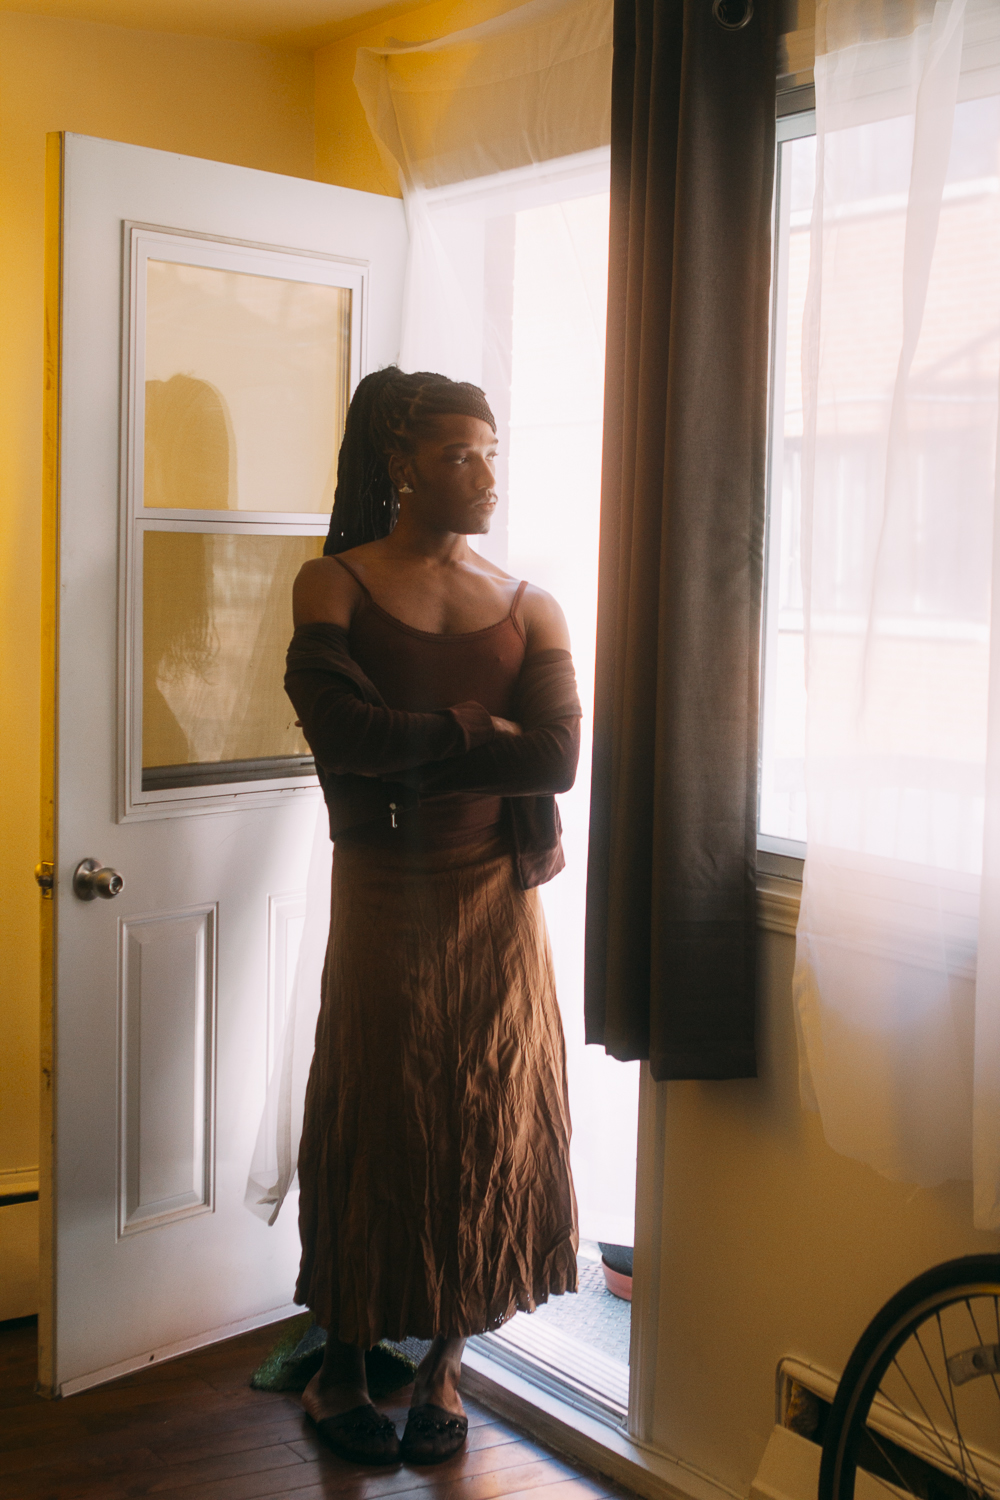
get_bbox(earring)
[398,484,413,493]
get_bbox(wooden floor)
[0,1317,628,1500]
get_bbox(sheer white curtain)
[353,0,611,379]
[246,803,330,1223]
[352,1,637,1246]
[247,0,632,1240]
[402,164,639,1247]
[793,0,1000,1226]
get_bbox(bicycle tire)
[819,1254,1000,1500]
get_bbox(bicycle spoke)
[863,1425,922,1495]
[964,1297,1000,1406]
[877,1376,952,1462]
[929,1315,986,1496]
[889,1354,963,1470]
[881,1365,989,1500]
[920,1319,958,1432]
[901,1330,986,1495]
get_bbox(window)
[759,96,1000,876]
[759,110,815,863]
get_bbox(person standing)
[286,367,581,1466]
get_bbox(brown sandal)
[310,1403,401,1465]
[400,1402,469,1464]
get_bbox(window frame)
[757,105,817,884]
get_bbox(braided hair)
[324,366,497,556]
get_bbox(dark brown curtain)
[584,0,776,1080]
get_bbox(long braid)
[324,367,496,556]
[324,368,399,555]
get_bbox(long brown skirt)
[294,833,578,1345]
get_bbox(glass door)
[396,152,637,1427]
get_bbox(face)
[388,414,498,536]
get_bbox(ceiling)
[0,0,420,48]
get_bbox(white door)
[41,133,406,1396]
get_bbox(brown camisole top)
[334,555,528,850]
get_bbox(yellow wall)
[649,928,1000,1495]
[0,9,314,1292]
[313,0,524,196]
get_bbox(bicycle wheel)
[819,1255,1000,1500]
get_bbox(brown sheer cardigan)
[285,622,582,889]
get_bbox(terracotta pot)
[601,1259,633,1302]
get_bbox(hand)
[491,716,523,736]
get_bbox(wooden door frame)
[37,130,64,1398]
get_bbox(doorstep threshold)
[472,1316,629,1425]
[462,1342,742,1500]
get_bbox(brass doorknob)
[73,859,125,901]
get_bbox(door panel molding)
[118,904,217,1236]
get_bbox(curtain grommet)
[712,0,753,29]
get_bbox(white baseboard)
[462,1345,741,1500]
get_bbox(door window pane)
[142,531,322,788]
[144,261,351,513]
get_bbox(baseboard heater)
[759,1357,998,1500]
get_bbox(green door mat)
[250,1315,417,1396]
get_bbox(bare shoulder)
[293,555,364,628]
[520,583,571,653]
